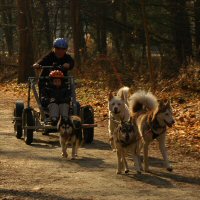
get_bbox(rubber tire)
[23,108,34,145]
[14,101,24,139]
[81,106,94,144]
[76,101,81,116]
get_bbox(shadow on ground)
[0,188,92,200]
[124,168,200,188]
[83,139,111,150]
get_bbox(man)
[33,38,74,96]
[33,38,74,75]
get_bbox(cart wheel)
[81,106,94,144]
[23,108,34,145]
[14,101,24,139]
[76,101,81,115]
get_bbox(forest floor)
[0,78,200,200]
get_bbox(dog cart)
[13,66,96,145]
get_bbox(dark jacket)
[37,51,74,76]
[41,85,71,106]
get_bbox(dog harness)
[121,121,134,133]
[146,120,167,139]
[117,121,136,147]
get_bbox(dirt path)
[0,97,200,200]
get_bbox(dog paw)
[61,153,68,158]
[125,169,129,174]
[112,149,117,152]
[167,167,173,172]
[137,171,142,175]
[116,170,122,174]
[144,168,150,173]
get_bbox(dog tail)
[129,90,158,113]
[117,86,130,105]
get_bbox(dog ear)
[151,100,164,122]
[160,99,171,109]
[120,92,125,101]
[165,99,171,107]
[157,99,161,103]
[129,87,134,96]
[148,111,155,124]
[151,100,167,122]
[109,91,114,101]
[158,100,165,110]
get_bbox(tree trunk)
[70,0,81,69]
[17,0,34,83]
[170,0,192,65]
[194,0,200,61]
[111,1,124,66]
[0,0,14,56]
[60,6,65,38]
[140,0,154,90]
[100,8,107,55]
[96,12,101,53]
[95,2,107,55]
[121,0,132,64]
[40,0,52,49]
[100,15,107,55]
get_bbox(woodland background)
[0,0,199,156]
[0,0,199,88]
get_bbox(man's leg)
[59,104,69,120]
[38,79,45,99]
[48,103,59,124]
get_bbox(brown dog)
[113,121,142,174]
[58,116,82,159]
[129,91,175,172]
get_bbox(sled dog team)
[58,86,175,174]
[108,87,175,174]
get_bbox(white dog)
[117,86,130,106]
[108,87,130,150]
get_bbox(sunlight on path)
[0,98,14,133]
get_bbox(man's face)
[54,48,66,58]
[53,78,62,87]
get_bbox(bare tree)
[140,0,154,89]
[0,0,14,56]
[17,0,34,83]
[70,0,82,69]
[39,0,52,49]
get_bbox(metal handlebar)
[40,66,54,69]
[40,65,63,69]
[39,75,74,80]
[32,65,63,69]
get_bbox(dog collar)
[146,126,166,139]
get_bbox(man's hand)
[63,63,70,69]
[33,63,41,69]
[33,63,42,78]
[50,98,56,103]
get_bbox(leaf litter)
[0,78,199,158]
